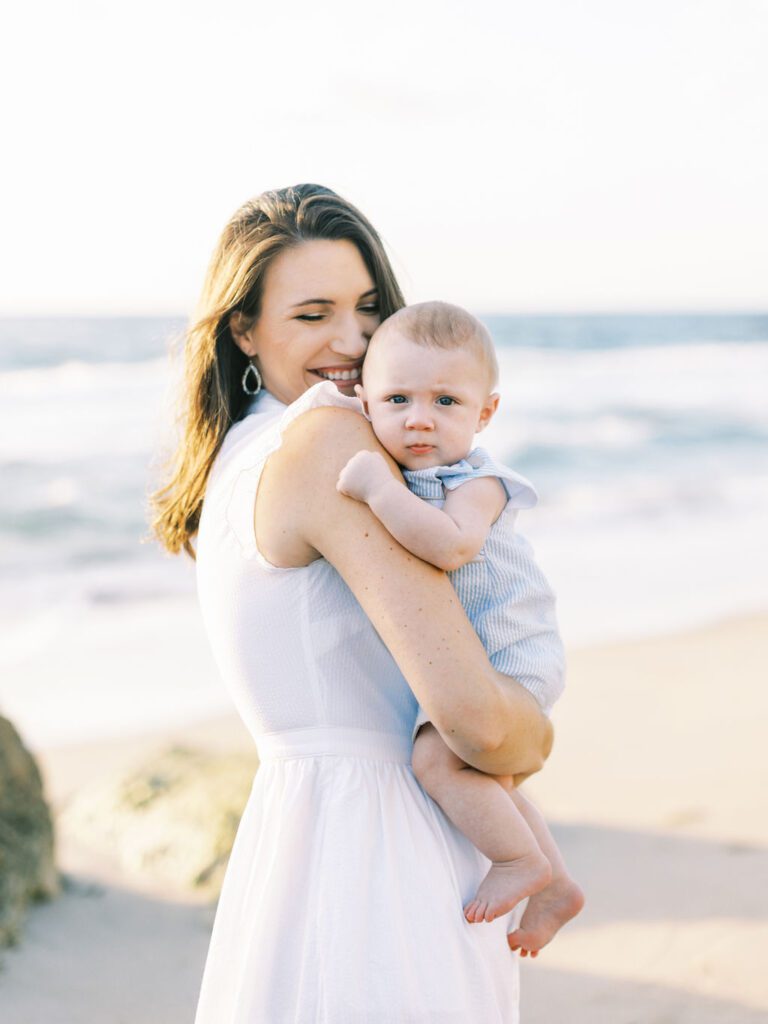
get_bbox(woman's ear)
[476,392,500,433]
[229,311,257,356]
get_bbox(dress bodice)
[195,382,419,742]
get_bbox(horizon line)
[1,306,767,320]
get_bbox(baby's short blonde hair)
[369,301,499,390]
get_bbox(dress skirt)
[194,726,521,1023]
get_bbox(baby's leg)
[501,785,585,956]
[412,723,551,923]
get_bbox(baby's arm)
[337,450,507,571]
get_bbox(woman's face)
[232,238,381,405]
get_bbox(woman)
[152,184,553,1022]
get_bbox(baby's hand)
[337,450,392,503]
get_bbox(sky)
[1,0,766,315]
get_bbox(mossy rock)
[60,745,259,896]
[0,715,60,947]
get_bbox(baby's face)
[358,330,499,470]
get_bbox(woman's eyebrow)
[290,297,333,308]
[289,288,378,310]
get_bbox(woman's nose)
[330,314,369,359]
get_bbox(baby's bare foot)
[507,874,584,956]
[464,851,551,924]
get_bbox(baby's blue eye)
[388,395,407,404]
[436,396,457,406]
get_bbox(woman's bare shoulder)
[255,403,401,566]
[271,405,402,489]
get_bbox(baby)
[337,301,583,955]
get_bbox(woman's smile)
[309,360,363,384]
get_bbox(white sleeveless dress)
[193,382,522,1023]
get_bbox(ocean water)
[2,314,767,744]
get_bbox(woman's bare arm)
[256,406,553,778]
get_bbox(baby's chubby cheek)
[367,416,400,457]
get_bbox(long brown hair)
[150,184,405,556]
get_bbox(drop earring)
[241,360,263,396]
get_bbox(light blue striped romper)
[403,447,565,738]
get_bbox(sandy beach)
[1,614,767,1023]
